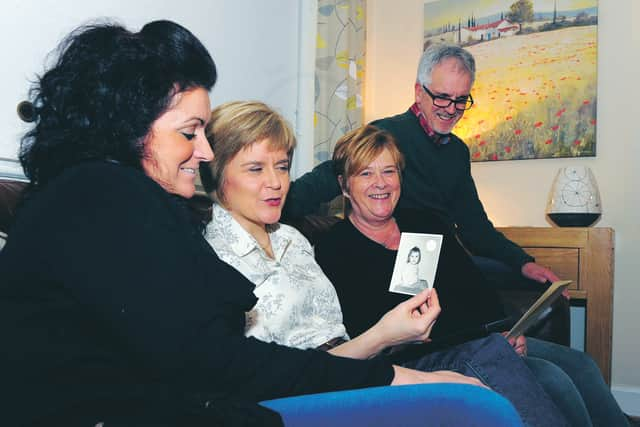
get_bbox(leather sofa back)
[0,179,27,235]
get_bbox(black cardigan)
[0,161,392,426]
[315,209,505,342]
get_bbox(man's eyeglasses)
[422,85,474,111]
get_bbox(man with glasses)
[286,43,557,287]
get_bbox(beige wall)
[366,0,640,399]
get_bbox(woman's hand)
[391,365,488,389]
[329,288,440,359]
[374,288,441,347]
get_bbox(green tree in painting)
[507,0,534,32]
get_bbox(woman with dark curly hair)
[0,20,523,427]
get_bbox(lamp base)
[547,213,601,227]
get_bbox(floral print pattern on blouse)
[205,204,348,349]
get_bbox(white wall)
[0,0,314,175]
[367,0,640,413]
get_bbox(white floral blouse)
[205,204,348,349]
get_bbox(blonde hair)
[332,125,404,194]
[203,101,296,204]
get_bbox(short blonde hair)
[332,125,404,194]
[203,101,296,204]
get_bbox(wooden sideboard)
[497,226,614,385]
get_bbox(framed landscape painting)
[424,0,598,161]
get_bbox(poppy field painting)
[424,0,598,161]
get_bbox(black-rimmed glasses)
[422,85,474,111]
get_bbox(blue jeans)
[527,337,629,427]
[261,383,523,427]
[402,333,568,427]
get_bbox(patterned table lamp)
[546,166,601,227]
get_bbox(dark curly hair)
[19,19,217,189]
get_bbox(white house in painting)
[461,19,519,42]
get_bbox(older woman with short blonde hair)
[315,124,619,427]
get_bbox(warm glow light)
[453,26,597,161]
[474,185,512,226]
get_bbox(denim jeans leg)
[527,337,629,427]
[524,356,592,427]
[403,333,568,427]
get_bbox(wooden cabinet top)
[497,226,613,250]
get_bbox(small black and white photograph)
[389,232,443,296]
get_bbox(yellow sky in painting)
[534,0,596,10]
[424,0,597,31]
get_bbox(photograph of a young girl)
[389,232,442,295]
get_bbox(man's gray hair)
[416,43,476,87]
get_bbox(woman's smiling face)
[346,148,401,226]
[142,87,213,198]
